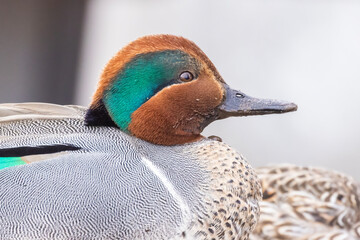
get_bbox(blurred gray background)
[1,0,359,179]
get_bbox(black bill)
[218,84,298,119]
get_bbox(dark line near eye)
[0,144,82,157]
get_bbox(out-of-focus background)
[1,0,360,179]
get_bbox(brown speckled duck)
[250,165,360,240]
[0,35,297,239]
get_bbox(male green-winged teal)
[0,35,297,239]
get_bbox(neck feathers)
[84,99,117,128]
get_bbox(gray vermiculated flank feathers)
[0,103,262,240]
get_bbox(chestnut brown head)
[85,35,297,145]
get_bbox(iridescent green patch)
[0,157,26,170]
[104,50,199,131]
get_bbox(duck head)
[85,35,297,145]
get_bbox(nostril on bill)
[235,93,245,98]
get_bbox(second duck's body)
[250,165,360,240]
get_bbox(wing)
[0,102,188,239]
[0,102,86,169]
[0,148,186,239]
[250,165,360,240]
[0,102,85,123]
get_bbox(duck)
[250,165,360,240]
[0,35,297,240]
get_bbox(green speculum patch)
[0,157,26,170]
[103,50,199,131]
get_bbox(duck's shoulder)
[0,102,87,137]
[0,102,130,169]
[0,102,111,139]
[251,164,360,239]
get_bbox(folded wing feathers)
[0,103,86,123]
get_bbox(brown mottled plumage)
[250,165,360,240]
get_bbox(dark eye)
[179,71,194,82]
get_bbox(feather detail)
[0,103,85,168]
[250,165,360,240]
[0,102,85,123]
[0,157,26,170]
[21,152,68,164]
[0,144,81,157]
